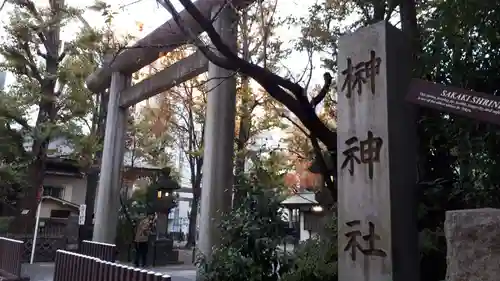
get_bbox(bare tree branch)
[296,47,314,89]
[163,0,337,152]
[310,133,336,200]
[311,72,333,108]
[0,0,7,11]
[280,112,309,137]
[0,108,32,129]
[385,0,399,21]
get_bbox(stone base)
[115,239,182,266]
[445,208,500,281]
[149,238,182,266]
[155,250,182,266]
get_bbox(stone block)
[445,208,500,281]
[337,21,418,281]
[148,238,181,266]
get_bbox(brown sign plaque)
[406,79,500,125]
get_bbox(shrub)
[195,168,339,281]
[0,216,14,234]
[197,181,291,281]
[281,214,338,281]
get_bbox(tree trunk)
[10,0,62,233]
[233,144,246,205]
[185,182,201,248]
[399,0,420,68]
[79,170,98,239]
[184,89,202,248]
[81,91,107,240]
[232,9,251,206]
[11,90,58,233]
[233,98,251,205]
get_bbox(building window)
[43,185,64,199]
[50,209,71,218]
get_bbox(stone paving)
[22,262,196,281]
[21,245,197,280]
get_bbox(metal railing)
[0,236,24,278]
[54,250,171,281]
[80,240,116,262]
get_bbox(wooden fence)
[54,250,171,281]
[80,240,116,262]
[4,234,66,262]
[0,216,77,263]
[0,236,27,280]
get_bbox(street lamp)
[311,205,323,212]
[157,191,172,199]
[31,195,48,264]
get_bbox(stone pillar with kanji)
[336,21,419,281]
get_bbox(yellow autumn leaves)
[135,21,144,32]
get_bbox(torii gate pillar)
[198,4,238,258]
[93,72,130,243]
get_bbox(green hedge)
[0,216,13,234]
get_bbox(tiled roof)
[280,191,318,206]
[42,196,80,209]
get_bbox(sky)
[0,0,328,162]
[0,0,331,152]
[0,0,342,188]
[0,0,318,86]
[0,0,322,137]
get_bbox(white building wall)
[39,200,77,218]
[176,200,190,233]
[43,175,87,205]
[0,72,6,90]
[169,143,193,236]
[299,212,311,241]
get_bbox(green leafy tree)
[0,0,108,232]
[415,1,500,279]
[246,147,291,194]
[233,0,288,204]
[160,1,500,281]
[295,1,500,280]
[0,113,29,206]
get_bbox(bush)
[281,215,338,281]
[197,181,292,281]
[0,216,13,234]
[195,167,339,281]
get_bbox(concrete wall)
[41,172,191,229]
[43,174,87,204]
[174,199,191,234]
[445,209,500,281]
[39,200,77,218]
[40,174,87,219]
[299,212,314,241]
[298,212,321,241]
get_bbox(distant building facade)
[167,142,192,237]
[0,72,6,90]
[19,137,161,220]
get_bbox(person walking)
[134,212,155,267]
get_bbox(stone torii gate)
[85,0,256,257]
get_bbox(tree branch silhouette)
[162,0,337,155]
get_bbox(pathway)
[22,244,197,280]
[22,263,196,281]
